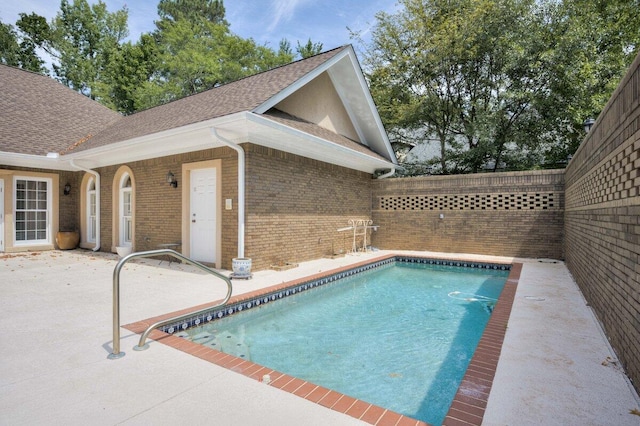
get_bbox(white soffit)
[327,52,396,163]
[245,113,394,173]
[63,114,248,168]
[253,46,396,165]
[0,152,77,171]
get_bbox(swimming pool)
[141,257,509,423]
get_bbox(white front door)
[0,179,4,251]
[190,168,217,263]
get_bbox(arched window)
[86,178,97,243]
[112,166,135,251]
[119,174,132,247]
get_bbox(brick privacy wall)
[371,170,565,259]
[565,51,640,392]
[95,147,236,260]
[244,144,372,271]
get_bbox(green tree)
[157,0,227,27]
[278,38,293,58]
[296,38,323,58]
[44,0,129,99]
[1,15,47,72]
[363,0,640,175]
[93,34,158,114]
[538,0,640,166]
[134,3,294,110]
[0,22,19,65]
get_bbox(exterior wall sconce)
[64,183,71,195]
[166,171,178,188]
[583,118,595,133]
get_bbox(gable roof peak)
[131,45,351,116]
[64,45,353,154]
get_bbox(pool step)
[184,330,251,360]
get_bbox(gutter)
[211,127,245,258]
[69,160,100,251]
[245,112,394,174]
[376,168,396,179]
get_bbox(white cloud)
[267,0,307,33]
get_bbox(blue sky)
[1,0,400,53]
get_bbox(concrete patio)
[0,249,638,425]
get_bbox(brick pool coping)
[124,255,521,426]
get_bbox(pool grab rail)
[108,249,233,360]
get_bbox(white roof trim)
[246,112,394,173]
[3,48,397,171]
[2,110,395,174]
[342,51,397,162]
[253,46,396,164]
[0,152,77,171]
[62,113,248,168]
[252,48,352,115]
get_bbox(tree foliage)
[537,0,640,166]
[0,0,323,114]
[296,38,323,58]
[93,34,158,113]
[41,0,129,99]
[157,0,227,26]
[133,0,294,110]
[363,0,640,175]
[0,15,47,72]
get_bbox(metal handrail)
[108,249,233,360]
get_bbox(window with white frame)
[15,177,51,244]
[119,174,132,246]
[87,178,97,243]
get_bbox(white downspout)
[376,168,396,179]
[70,160,100,251]
[211,127,245,258]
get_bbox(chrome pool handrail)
[108,249,233,360]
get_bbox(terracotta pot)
[56,231,79,250]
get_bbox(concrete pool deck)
[0,249,638,425]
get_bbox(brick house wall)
[94,147,237,263]
[371,170,565,259]
[244,144,372,270]
[85,144,371,271]
[0,166,77,250]
[564,52,640,390]
[56,170,81,232]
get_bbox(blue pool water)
[181,262,509,425]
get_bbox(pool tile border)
[154,255,510,335]
[124,255,521,426]
[442,262,521,426]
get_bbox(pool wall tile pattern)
[156,256,510,335]
[125,256,521,426]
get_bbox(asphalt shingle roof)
[1,46,389,166]
[66,46,348,154]
[0,65,122,156]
